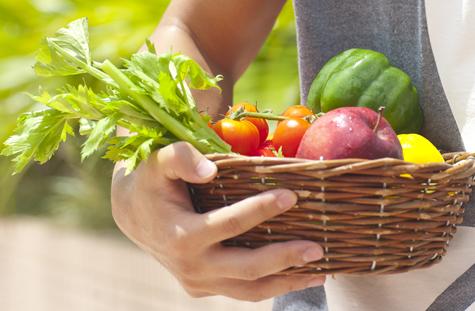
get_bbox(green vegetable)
[1,18,231,174]
[307,48,423,133]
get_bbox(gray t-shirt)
[273,1,475,310]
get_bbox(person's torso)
[273,1,475,310]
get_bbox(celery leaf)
[1,110,75,173]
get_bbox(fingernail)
[302,246,323,262]
[307,277,324,288]
[276,191,297,210]
[196,159,216,178]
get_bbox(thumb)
[155,142,217,184]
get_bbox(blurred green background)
[0,0,298,230]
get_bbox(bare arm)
[149,0,286,116]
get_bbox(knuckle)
[157,142,205,181]
[254,193,278,217]
[224,216,245,236]
[159,142,193,163]
[172,141,194,153]
[283,250,301,268]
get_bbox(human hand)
[111,142,325,301]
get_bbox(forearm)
[148,0,286,118]
[148,20,231,118]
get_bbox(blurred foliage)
[234,2,299,113]
[0,0,298,230]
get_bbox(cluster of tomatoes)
[210,103,314,157]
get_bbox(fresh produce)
[273,118,311,157]
[254,140,276,157]
[306,48,423,134]
[1,18,434,173]
[227,102,269,144]
[282,105,314,119]
[398,134,445,163]
[1,18,231,174]
[212,119,260,156]
[296,107,403,160]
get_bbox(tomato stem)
[373,106,385,133]
[232,111,289,121]
[305,112,325,123]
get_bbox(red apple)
[296,107,403,160]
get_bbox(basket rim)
[203,152,475,181]
[204,151,475,167]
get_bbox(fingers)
[198,189,298,244]
[155,141,217,184]
[211,274,326,302]
[207,241,324,280]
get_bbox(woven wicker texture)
[190,152,475,275]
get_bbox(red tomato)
[273,118,310,157]
[282,105,314,119]
[227,102,269,144]
[254,140,276,157]
[212,119,260,155]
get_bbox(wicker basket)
[189,152,475,276]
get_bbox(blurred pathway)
[0,217,272,311]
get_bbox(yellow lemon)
[398,134,445,163]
